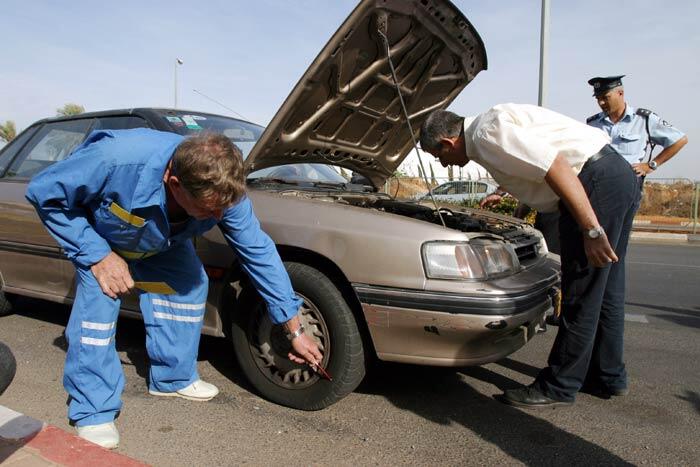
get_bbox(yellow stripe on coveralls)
[114,248,159,260]
[109,202,145,227]
[134,281,177,295]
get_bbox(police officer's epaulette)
[586,113,601,123]
[636,108,654,117]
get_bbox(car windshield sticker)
[182,115,203,130]
[191,115,207,121]
[165,116,182,123]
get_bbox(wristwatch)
[286,325,305,341]
[648,160,658,170]
[585,226,605,239]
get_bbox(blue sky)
[1,0,698,179]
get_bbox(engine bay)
[275,189,542,262]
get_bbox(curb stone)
[0,405,148,466]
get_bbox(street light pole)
[174,58,184,109]
[538,0,550,107]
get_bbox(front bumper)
[353,283,558,367]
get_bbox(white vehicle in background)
[421,180,498,204]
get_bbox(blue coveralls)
[26,129,301,427]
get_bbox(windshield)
[160,111,263,157]
[159,111,348,185]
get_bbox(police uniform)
[26,129,301,427]
[586,76,686,165]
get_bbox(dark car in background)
[0,0,559,410]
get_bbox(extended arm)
[544,155,618,267]
[219,197,322,365]
[632,135,688,176]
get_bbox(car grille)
[501,230,540,264]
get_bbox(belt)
[582,144,617,170]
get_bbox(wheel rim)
[248,293,330,389]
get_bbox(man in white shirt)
[420,104,639,407]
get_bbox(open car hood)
[245,0,487,187]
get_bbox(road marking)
[627,261,700,269]
[625,313,649,323]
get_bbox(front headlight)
[422,239,521,280]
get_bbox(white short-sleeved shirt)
[464,103,611,213]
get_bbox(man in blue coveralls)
[26,129,323,449]
[587,75,687,189]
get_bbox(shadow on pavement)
[626,302,699,317]
[359,362,633,466]
[677,390,700,415]
[495,357,540,379]
[626,301,700,329]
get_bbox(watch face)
[649,161,658,169]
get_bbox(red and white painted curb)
[0,405,147,466]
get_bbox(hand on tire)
[288,332,323,366]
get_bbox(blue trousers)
[64,240,208,426]
[534,147,639,401]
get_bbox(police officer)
[586,75,687,185]
[26,130,323,449]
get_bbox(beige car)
[0,0,559,410]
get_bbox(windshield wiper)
[247,177,300,186]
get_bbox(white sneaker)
[149,379,219,401]
[76,422,119,449]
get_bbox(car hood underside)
[245,0,487,187]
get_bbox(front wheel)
[0,341,16,395]
[231,262,365,410]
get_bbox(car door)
[0,118,95,297]
[0,115,153,301]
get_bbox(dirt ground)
[638,181,697,220]
[385,178,698,224]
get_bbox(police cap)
[588,75,625,96]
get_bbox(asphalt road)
[1,242,698,466]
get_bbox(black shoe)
[580,382,629,398]
[499,385,573,408]
[545,314,560,326]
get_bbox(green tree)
[0,120,16,143]
[429,162,437,186]
[56,103,85,117]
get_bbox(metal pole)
[174,58,183,109]
[538,0,550,107]
[694,182,699,234]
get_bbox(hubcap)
[249,293,330,389]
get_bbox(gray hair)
[419,110,465,152]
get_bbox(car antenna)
[192,89,254,123]
[377,29,446,228]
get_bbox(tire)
[231,262,365,410]
[0,341,17,396]
[0,291,13,317]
